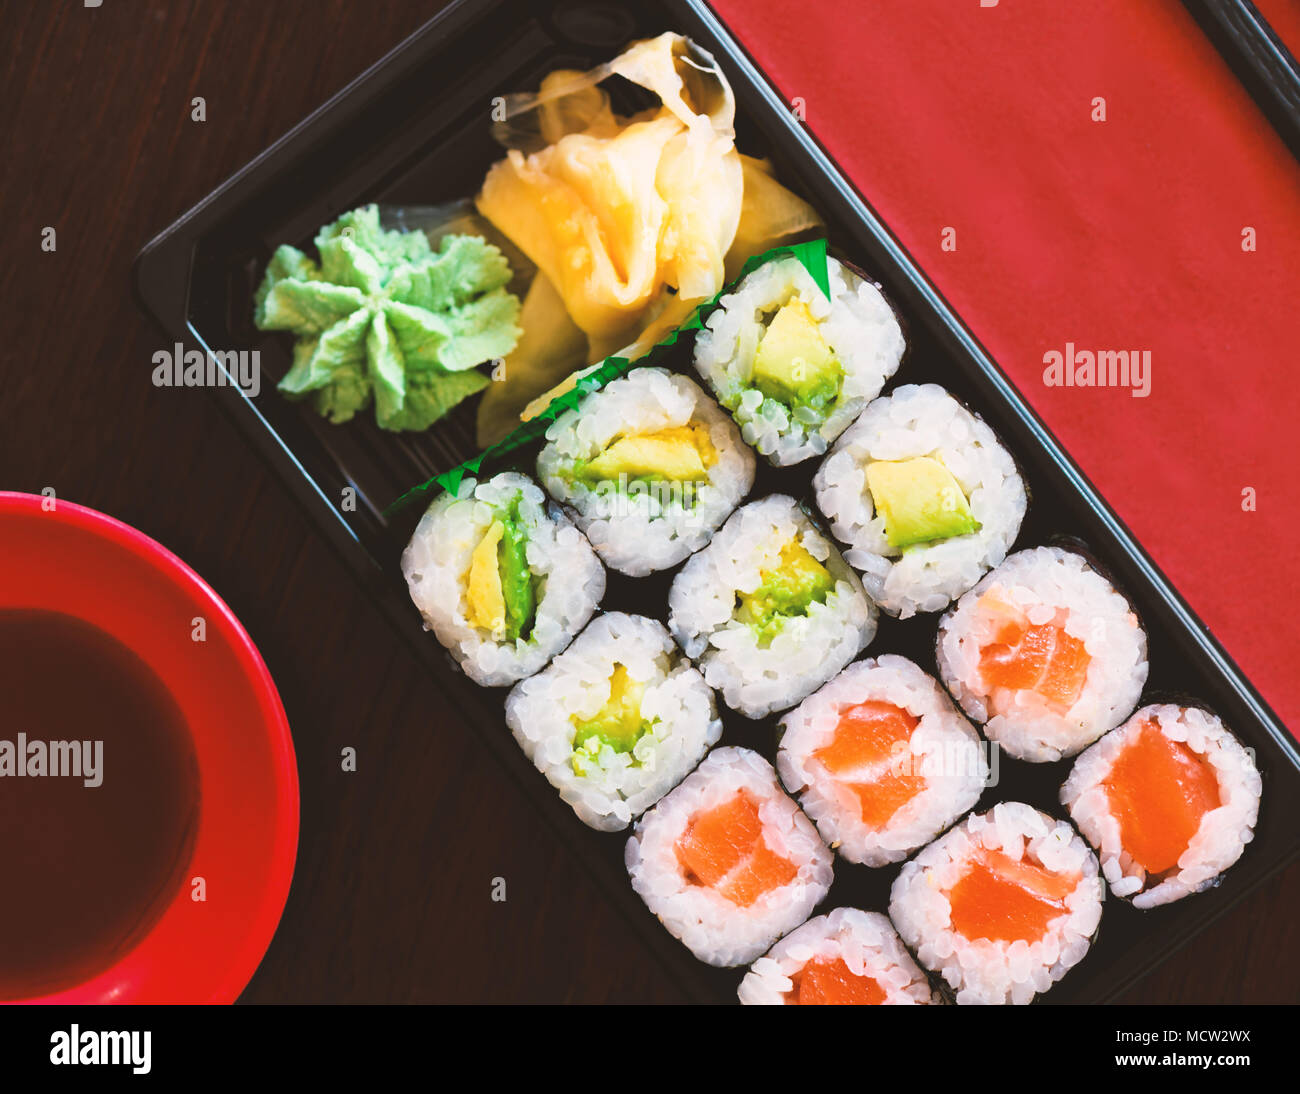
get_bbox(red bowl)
[0,492,299,1003]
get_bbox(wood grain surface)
[0,0,1293,1004]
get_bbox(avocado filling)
[865,456,981,550]
[734,539,835,644]
[464,495,538,641]
[580,423,717,485]
[751,297,842,411]
[570,663,655,775]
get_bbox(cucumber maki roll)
[537,367,755,577]
[401,472,604,686]
[668,494,876,719]
[693,255,905,466]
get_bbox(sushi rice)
[505,612,722,832]
[694,255,905,466]
[936,546,1149,762]
[669,494,877,719]
[536,367,755,576]
[889,802,1104,1005]
[777,655,988,867]
[738,907,939,1005]
[1061,704,1261,909]
[626,746,834,967]
[401,472,604,686]
[814,383,1027,618]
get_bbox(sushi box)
[133,0,1300,1003]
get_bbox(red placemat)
[711,0,1300,738]
[1256,0,1300,57]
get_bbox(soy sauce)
[0,610,200,998]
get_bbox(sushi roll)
[504,612,722,831]
[1061,704,1261,909]
[536,367,755,576]
[777,655,988,867]
[738,907,938,1005]
[936,546,1149,762]
[668,495,876,719]
[813,383,1027,618]
[401,472,605,686]
[889,802,1104,1005]
[693,254,905,466]
[625,747,833,967]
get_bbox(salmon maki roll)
[889,802,1104,1005]
[739,907,938,1005]
[625,747,833,966]
[936,546,1148,762]
[1060,704,1261,909]
[777,655,988,866]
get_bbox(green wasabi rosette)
[254,204,521,431]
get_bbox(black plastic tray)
[134,0,1300,1004]
[1183,0,1300,162]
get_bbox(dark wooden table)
[2,0,1294,1004]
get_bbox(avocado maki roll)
[668,494,876,719]
[693,255,905,466]
[401,472,605,686]
[505,612,723,832]
[536,367,755,577]
[814,383,1027,618]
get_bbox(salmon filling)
[1103,721,1222,876]
[788,957,886,1005]
[976,593,1090,712]
[675,792,797,907]
[947,848,1080,944]
[813,700,925,828]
